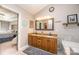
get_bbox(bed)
[0,31,17,43]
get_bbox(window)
[0,21,9,31]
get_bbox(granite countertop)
[29,33,57,39]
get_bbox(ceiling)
[0,6,17,22]
[17,4,48,15]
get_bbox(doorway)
[0,6,19,54]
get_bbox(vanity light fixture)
[36,16,53,20]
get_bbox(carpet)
[23,46,53,55]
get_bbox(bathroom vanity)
[28,33,57,54]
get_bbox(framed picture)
[67,14,78,24]
[29,20,34,28]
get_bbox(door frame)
[0,5,19,50]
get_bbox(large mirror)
[35,18,54,30]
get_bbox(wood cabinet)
[28,34,57,54]
[47,38,57,53]
[28,35,32,45]
[28,35,37,47]
[36,37,42,48]
[42,37,48,51]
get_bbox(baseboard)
[19,45,29,51]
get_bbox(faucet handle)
[49,32,51,35]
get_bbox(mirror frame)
[35,18,54,30]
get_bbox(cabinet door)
[36,37,42,49]
[47,38,57,54]
[32,36,37,47]
[53,39,57,54]
[28,35,33,45]
[42,37,48,51]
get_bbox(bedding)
[0,33,16,43]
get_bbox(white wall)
[35,4,79,43]
[1,4,34,50]
[9,21,17,31]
